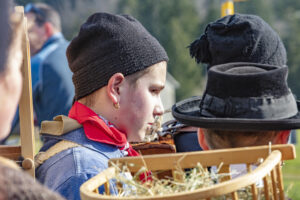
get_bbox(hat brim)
[172,96,300,131]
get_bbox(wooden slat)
[0,146,21,161]
[263,175,270,200]
[93,188,99,194]
[15,6,35,177]
[247,164,258,200]
[218,164,231,182]
[276,164,285,200]
[271,169,278,200]
[231,192,238,200]
[217,165,238,200]
[104,182,110,195]
[110,144,295,173]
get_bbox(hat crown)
[206,63,290,98]
[199,62,297,120]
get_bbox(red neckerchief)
[68,101,139,157]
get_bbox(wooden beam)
[109,144,295,172]
[0,146,21,161]
[15,6,35,177]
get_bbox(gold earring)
[113,102,120,109]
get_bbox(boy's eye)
[150,88,160,94]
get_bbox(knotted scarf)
[69,101,139,156]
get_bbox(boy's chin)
[127,131,145,143]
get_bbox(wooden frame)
[0,6,35,177]
[80,144,295,200]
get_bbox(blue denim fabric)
[36,128,125,200]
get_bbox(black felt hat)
[189,14,287,68]
[67,12,169,101]
[172,62,300,131]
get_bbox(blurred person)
[0,1,64,199]
[35,12,168,200]
[7,2,74,140]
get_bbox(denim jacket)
[36,128,126,200]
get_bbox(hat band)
[200,93,298,119]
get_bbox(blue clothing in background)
[36,128,123,200]
[9,33,74,136]
[31,33,63,89]
[32,33,74,125]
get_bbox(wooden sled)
[80,144,296,200]
[0,6,35,177]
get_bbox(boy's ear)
[273,130,291,144]
[106,73,125,104]
[197,128,210,150]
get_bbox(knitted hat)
[189,14,286,68]
[67,12,169,100]
[172,62,300,131]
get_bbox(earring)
[113,102,120,109]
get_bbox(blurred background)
[14,0,300,102]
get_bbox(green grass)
[283,138,300,199]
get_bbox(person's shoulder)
[36,144,110,197]
[36,140,114,180]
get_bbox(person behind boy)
[35,12,168,200]
[172,14,299,150]
[171,13,289,152]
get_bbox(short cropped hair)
[202,129,279,149]
[26,3,61,31]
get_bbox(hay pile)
[109,161,262,199]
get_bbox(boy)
[36,12,168,200]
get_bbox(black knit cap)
[189,14,286,68]
[67,12,169,100]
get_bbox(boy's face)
[117,61,167,142]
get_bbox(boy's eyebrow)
[150,83,165,90]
